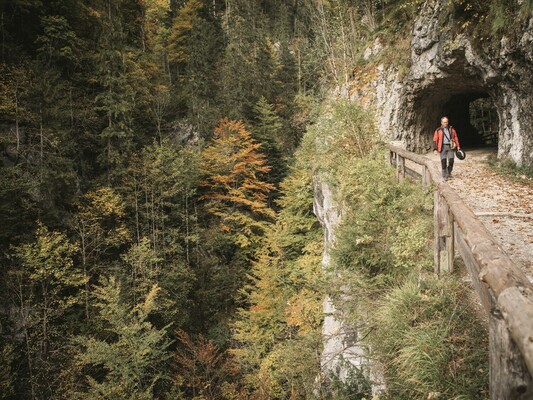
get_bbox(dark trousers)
[439,144,454,178]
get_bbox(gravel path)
[426,148,533,281]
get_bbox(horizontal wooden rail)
[388,144,533,399]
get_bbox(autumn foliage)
[200,118,275,247]
[174,330,246,400]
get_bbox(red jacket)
[433,126,460,152]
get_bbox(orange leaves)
[285,290,322,334]
[200,118,275,246]
[174,329,242,399]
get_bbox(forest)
[0,0,512,398]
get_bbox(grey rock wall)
[313,177,384,394]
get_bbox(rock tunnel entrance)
[445,93,499,147]
[411,79,500,150]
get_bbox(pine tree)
[187,118,275,338]
[168,0,204,68]
[232,168,323,398]
[168,0,223,134]
[92,0,141,180]
[252,96,287,191]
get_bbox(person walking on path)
[433,116,461,180]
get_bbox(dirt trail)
[426,147,533,281]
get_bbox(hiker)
[433,116,461,180]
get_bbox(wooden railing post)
[397,154,405,182]
[489,291,533,399]
[422,165,431,189]
[433,192,454,275]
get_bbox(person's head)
[441,116,449,126]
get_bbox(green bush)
[331,156,433,286]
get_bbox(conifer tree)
[168,0,223,134]
[71,277,171,399]
[189,118,275,338]
[168,0,204,68]
[91,0,142,180]
[252,96,287,190]
[232,168,323,398]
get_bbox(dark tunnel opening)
[412,82,500,151]
[443,93,499,148]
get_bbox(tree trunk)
[40,107,44,184]
[134,176,140,244]
[185,191,190,265]
[15,81,20,155]
[80,224,90,320]
[18,279,36,400]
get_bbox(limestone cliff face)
[313,177,384,393]
[353,0,533,167]
[312,178,345,374]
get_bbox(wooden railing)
[389,144,533,399]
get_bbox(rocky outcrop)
[313,177,383,394]
[313,178,353,380]
[353,0,533,167]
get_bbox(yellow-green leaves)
[168,0,204,65]
[74,187,130,252]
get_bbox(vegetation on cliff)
[300,99,488,399]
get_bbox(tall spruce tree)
[251,96,286,193]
